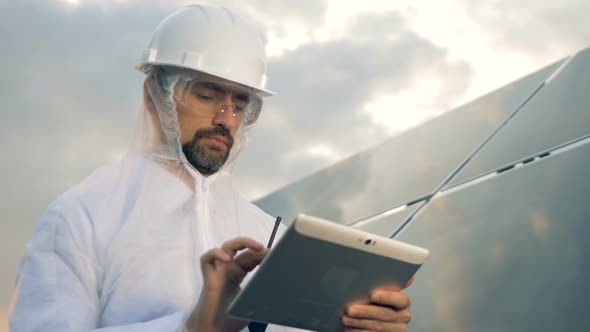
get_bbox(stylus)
[266,216,282,248]
[247,216,282,332]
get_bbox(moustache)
[194,126,234,148]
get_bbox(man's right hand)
[185,237,268,332]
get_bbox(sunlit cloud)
[307,144,343,162]
[285,143,343,164]
[56,0,136,11]
[363,81,445,134]
[61,0,80,6]
[265,20,313,57]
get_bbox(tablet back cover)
[228,220,423,331]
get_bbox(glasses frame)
[173,76,263,126]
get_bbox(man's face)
[175,79,248,175]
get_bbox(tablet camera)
[364,238,373,245]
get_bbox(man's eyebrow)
[198,81,250,100]
[234,93,250,102]
[200,82,225,92]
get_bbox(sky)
[0,0,588,330]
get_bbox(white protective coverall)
[9,66,299,332]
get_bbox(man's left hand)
[341,277,414,332]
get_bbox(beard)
[182,126,234,175]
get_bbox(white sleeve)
[9,209,188,332]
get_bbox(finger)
[233,249,269,273]
[200,248,232,279]
[224,250,268,285]
[221,237,265,256]
[200,248,232,265]
[371,290,411,310]
[342,315,408,332]
[346,304,398,322]
[348,304,412,324]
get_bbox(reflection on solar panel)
[255,46,590,331]
[255,58,566,225]
[446,47,590,188]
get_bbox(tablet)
[227,214,430,331]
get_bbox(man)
[10,4,413,332]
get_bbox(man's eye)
[197,94,215,101]
[233,102,247,112]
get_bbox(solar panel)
[349,202,423,237]
[395,142,590,332]
[255,59,566,224]
[447,48,590,187]
[256,46,590,331]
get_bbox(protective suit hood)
[134,64,258,186]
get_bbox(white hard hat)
[137,4,274,96]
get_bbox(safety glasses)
[174,76,263,125]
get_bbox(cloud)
[463,0,590,56]
[344,11,407,42]
[0,0,167,210]
[236,0,328,25]
[0,0,175,306]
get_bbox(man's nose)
[212,94,238,127]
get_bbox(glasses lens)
[242,95,262,125]
[176,78,262,125]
